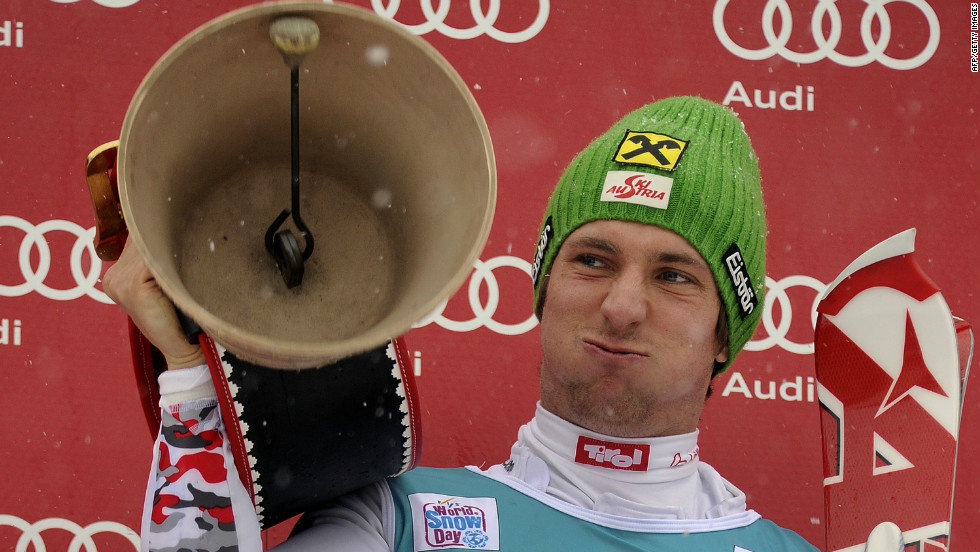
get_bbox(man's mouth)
[584,339,647,358]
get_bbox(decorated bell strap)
[200,334,422,529]
[127,318,167,439]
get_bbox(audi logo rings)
[370,0,550,43]
[414,255,539,336]
[4,217,828,354]
[48,0,140,7]
[0,514,139,552]
[48,0,550,43]
[412,254,829,354]
[744,275,827,355]
[713,0,940,70]
[0,216,111,304]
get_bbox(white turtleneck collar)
[482,403,747,520]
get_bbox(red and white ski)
[814,229,973,552]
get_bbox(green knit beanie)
[531,96,766,374]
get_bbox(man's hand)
[102,241,206,370]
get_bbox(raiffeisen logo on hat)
[612,130,689,171]
[600,171,673,210]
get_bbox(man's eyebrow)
[565,235,619,254]
[565,234,709,269]
[655,251,708,269]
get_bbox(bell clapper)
[265,15,320,288]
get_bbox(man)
[105,96,819,551]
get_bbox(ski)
[814,229,972,552]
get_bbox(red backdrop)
[2,1,978,550]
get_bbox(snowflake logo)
[462,529,489,548]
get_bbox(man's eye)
[577,254,604,268]
[661,270,691,283]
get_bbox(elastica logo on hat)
[530,216,554,286]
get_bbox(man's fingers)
[102,241,206,369]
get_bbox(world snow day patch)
[409,493,500,550]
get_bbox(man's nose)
[599,270,648,330]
